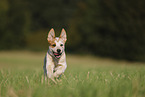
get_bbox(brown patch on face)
[48,38,55,45]
[50,43,56,48]
[48,38,60,48]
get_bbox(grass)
[0,51,145,97]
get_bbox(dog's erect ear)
[47,28,55,43]
[60,28,67,42]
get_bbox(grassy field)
[0,51,145,97]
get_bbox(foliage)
[68,0,145,61]
[0,0,145,61]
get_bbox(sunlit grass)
[0,51,145,97]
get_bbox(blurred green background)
[0,0,145,61]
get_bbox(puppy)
[43,28,67,82]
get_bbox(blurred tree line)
[0,0,145,61]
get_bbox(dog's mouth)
[53,51,62,59]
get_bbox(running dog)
[43,28,67,82]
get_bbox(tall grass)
[0,51,145,97]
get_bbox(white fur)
[46,52,67,78]
[43,28,67,81]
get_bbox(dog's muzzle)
[53,51,62,59]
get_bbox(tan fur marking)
[48,38,55,45]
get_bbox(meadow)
[0,51,145,97]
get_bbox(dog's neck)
[47,49,64,64]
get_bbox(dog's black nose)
[57,49,61,53]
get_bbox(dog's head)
[47,28,67,59]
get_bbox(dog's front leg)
[46,64,57,84]
[46,64,54,79]
[53,64,67,78]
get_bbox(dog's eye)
[52,44,56,47]
[60,44,63,46]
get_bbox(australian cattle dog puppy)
[43,28,67,82]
